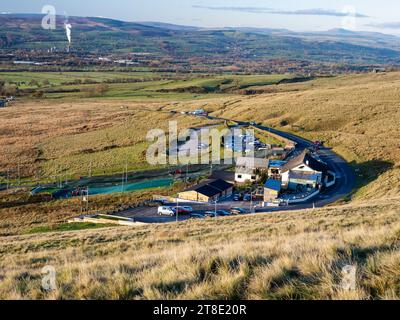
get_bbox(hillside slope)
[0,199,399,299]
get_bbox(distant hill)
[1,13,400,65]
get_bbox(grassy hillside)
[0,199,399,299]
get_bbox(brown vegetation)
[0,199,399,299]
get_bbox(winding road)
[215,116,356,210]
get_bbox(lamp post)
[176,197,179,223]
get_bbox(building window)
[238,175,242,179]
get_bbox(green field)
[1,72,296,101]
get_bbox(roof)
[195,185,221,197]
[281,150,328,173]
[184,179,234,198]
[269,160,287,168]
[289,172,321,182]
[236,157,269,169]
[264,179,282,192]
[208,179,234,191]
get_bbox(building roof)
[184,179,234,198]
[208,179,234,192]
[264,179,282,192]
[195,185,221,197]
[289,171,321,182]
[236,157,269,169]
[269,160,287,168]
[281,150,328,173]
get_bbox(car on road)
[230,207,247,215]
[157,206,175,216]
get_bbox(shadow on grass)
[350,159,394,193]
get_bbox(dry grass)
[0,184,184,236]
[0,198,399,300]
[0,99,218,180]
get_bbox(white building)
[280,150,331,191]
[235,157,269,183]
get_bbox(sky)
[2,0,400,35]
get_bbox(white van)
[158,206,175,216]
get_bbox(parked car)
[158,206,175,216]
[190,213,205,220]
[243,194,252,202]
[216,210,231,216]
[174,206,192,214]
[233,194,242,201]
[230,207,247,215]
[204,211,217,218]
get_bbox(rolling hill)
[1,13,400,65]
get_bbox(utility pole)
[17,162,21,186]
[250,189,255,213]
[125,159,128,183]
[176,197,179,223]
[86,187,89,213]
[6,169,9,190]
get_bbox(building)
[268,160,287,180]
[178,179,234,203]
[0,99,6,108]
[264,179,282,202]
[281,150,328,191]
[235,157,269,183]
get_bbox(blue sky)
[2,0,400,34]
